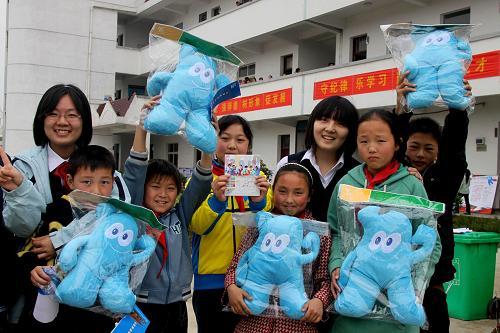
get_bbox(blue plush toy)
[334,205,436,326]
[403,28,472,110]
[56,203,156,314]
[144,44,231,153]
[236,212,320,319]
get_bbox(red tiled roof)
[96,103,105,116]
[96,93,136,117]
[110,93,135,117]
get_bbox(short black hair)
[408,117,442,143]
[218,115,253,150]
[273,163,313,196]
[304,96,359,156]
[145,159,182,193]
[67,145,115,177]
[33,84,93,148]
[358,109,404,162]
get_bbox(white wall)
[237,39,298,80]
[4,1,119,153]
[252,120,296,171]
[181,0,237,30]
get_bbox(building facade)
[1,0,499,204]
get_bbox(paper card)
[111,305,150,333]
[224,155,261,197]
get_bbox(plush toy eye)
[271,234,290,254]
[118,230,134,247]
[381,233,402,253]
[424,36,434,46]
[261,232,276,253]
[105,223,123,239]
[433,31,451,45]
[188,62,206,77]
[200,68,215,84]
[369,231,386,251]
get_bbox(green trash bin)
[445,232,500,320]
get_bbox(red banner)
[465,50,500,80]
[215,88,292,115]
[314,69,398,100]
[313,50,500,100]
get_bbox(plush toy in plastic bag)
[55,203,156,314]
[381,24,475,112]
[335,205,436,326]
[234,212,322,319]
[333,185,444,327]
[144,24,242,153]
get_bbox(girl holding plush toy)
[328,109,441,333]
[190,115,273,333]
[225,162,333,333]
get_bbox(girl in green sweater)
[327,109,441,333]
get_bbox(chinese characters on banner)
[313,50,500,100]
[464,50,500,80]
[313,69,398,100]
[215,88,292,116]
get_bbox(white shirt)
[47,144,69,172]
[275,148,345,188]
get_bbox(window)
[442,8,470,24]
[278,135,290,161]
[199,12,207,23]
[281,54,293,75]
[128,85,146,96]
[212,6,221,17]
[351,34,367,62]
[113,144,120,170]
[175,22,184,29]
[167,143,179,167]
[150,143,154,160]
[238,63,255,78]
[236,0,252,5]
[116,34,123,47]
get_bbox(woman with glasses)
[0,84,129,331]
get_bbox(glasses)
[46,111,82,122]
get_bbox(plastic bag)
[144,23,242,153]
[226,211,330,319]
[381,23,475,112]
[49,190,160,316]
[332,184,444,327]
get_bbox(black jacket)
[400,110,469,285]
[288,150,360,222]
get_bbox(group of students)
[0,73,470,333]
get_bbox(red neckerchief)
[52,161,71,194]
[212,159,246,212]
[152,211,168,279]
[364,160,400,189]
